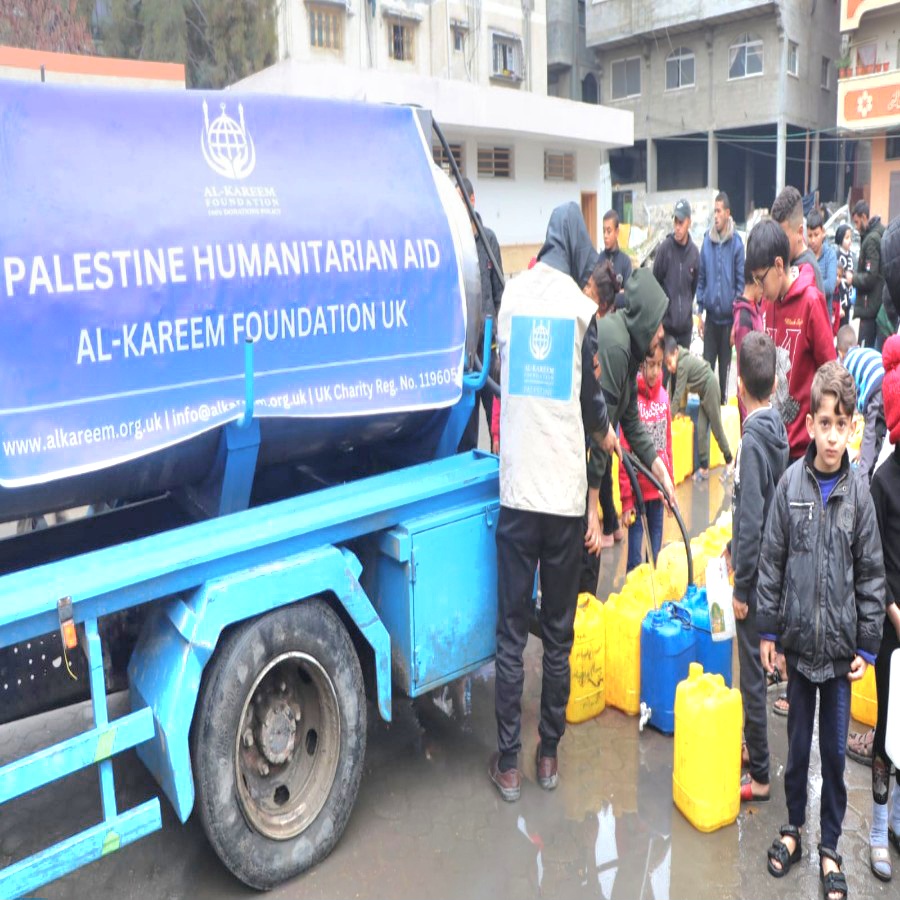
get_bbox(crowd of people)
[481,183,900,900]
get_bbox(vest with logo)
[498,262,596,516]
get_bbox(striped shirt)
[843,346,884,412]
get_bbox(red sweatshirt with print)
[762,263,836,460]
[618,371,673,510]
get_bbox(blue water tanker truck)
[0,80,500,897]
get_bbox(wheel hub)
[257,699,297,765]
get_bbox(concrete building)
[546,0,599,103]
[585,0,841,223]
[837,0,900,221]
[243,0,632,270]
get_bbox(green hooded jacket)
[671,346,718,413]
[590,268,668,483]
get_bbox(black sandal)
[767,824,802,877]
[818,845,848,900]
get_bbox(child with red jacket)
[618,345,673,572]
[746,219,836,461]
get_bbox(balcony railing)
[838,61,891,78]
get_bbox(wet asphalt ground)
[0,462,893,900]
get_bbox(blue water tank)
[683,586,733,688]
[640,602,695,735]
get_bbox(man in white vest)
[490,203,618,800]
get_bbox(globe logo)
[201,100,256,180]
[529,320,552,361]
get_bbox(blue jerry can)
[640,602,695,734]
[683,586,733,688]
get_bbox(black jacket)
[731,407,789,606]
[653,233,700,335]
[872,446,900,616]
[853,215,885,320]
[474,212,504,319]
[603,246,633,293]
[756,443,886,681]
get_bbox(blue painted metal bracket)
[128,543,391,825]
[0,707,154,804]
[434,316,493,458]
[0,799,162,900]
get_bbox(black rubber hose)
[623,451,693,589]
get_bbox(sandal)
[870,845,892,882]
[767,824,802,877]
[847,729,874,767]
[819,845,848,900]
[773,694,790,717]
[739,774,770,803]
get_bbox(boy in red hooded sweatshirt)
[618,344,673,572]
[746,219,836,462]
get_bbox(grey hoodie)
[731,405,789,606]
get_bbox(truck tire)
[191,599,366,890]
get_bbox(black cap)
[674,199,691,221]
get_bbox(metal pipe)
[239,339,255,428]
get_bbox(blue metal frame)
[0,326,500,898]
[0,618,163,900]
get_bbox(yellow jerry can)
[566,593,606,723]
[605,589,656,715]
[673,663,743,833]
[625,563,670,606]
[671,415,695,485]
[690,538,708,587]
[709,404,741,470]
[851,663,878,727]
[657,541,689,601]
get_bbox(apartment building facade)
[837,0,900,220]
[235,0,633,270]
[585,0,841,223]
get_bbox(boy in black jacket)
[757,362,886,898]
[730,332,789,804]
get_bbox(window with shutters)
[544,151,576,182]
[478,146,514,179]
[433,142,465,176]
[491,34,523,81]
[387,19,415,62]
[309,4,343,51]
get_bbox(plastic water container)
[672,415,695,485]
[709,404,741,470]
[674,662,742,832]
[684,586,733,687]
[657,541,689,602]
[625,563,671,607]
[566,593,606,723]
[690,539,708,587]
[886,649,900,766]
[640,603,695,734]
[851,663,878,727]
[605,591,655,715]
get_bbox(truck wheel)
[192,599,366,889]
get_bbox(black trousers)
[784,666,851,850]
[874,620,900,801]
[600,466,619,536]
[858,317,878,349]
[703,320,731,404]
[495,506,582,764]
[736,595,768,785]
